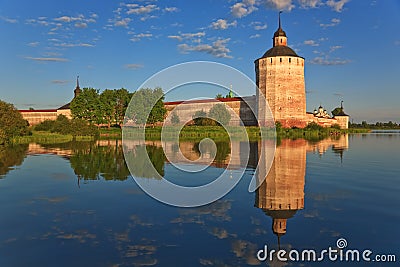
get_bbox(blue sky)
[0,0,399,122]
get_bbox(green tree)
[215,94,223,99]
[100,89,116,128]
[114,88,131,127]
[70,88,101,124]
[171,112,180,125]
[192,110,208,126]
[126,87,166,127]
[208,104,231,126]
[0,100,30,143]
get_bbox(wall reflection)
[254,135,349,243]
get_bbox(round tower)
[255,12,306,128]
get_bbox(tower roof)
[257,12,303,59]
[262,46,300,58]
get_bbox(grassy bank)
[12,131,95,144]
[9,126,371,145]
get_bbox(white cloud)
[320,18,340,28]
[170,32,206,41]
[51,80,69,84]
[25,56,69,62]
[0,16,18,23]
[130,33,153,42]
[210,19,237,30]
[168,35,183,41]
[53,14,96,25]
[304,39,319,46]
[250,34,261,39]
[27,42,40,47]
[178,38,232,58]
[75,22,88,28]
[298,0,322,8]
[114,18,131,27]
[127,4,159,15]
[254,24,267,30]
[329,45,342,52]
[54,16,73,23]
[326,0,349,12]
[164,7,179,12]
[56,43,94,47]
[231,1,257,18]
[310,56,351,65]
[124,64,144,69]
[262,0,295,11]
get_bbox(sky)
[0,0,399,122]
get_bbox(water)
[0,134,399,266]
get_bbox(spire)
[74,75,82,98]
[273,11,287,46]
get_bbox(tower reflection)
[255,135,349,243]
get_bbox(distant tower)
[255,12,306,128]
[74,75,82,98]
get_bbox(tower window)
[280,38,282,44]
[270,58,272,64]
[280,58,282,63]
[289,58,291,63]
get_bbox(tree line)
[70,87,167,127]
[349,121,400,129]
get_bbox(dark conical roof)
[274,27,286,38]
[262,46,300,58]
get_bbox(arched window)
[289,58,291,63]
[280,58,282,63]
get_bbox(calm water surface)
[0,133,399,266]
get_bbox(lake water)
[0,133,399,266]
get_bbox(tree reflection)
[192,141,231,167]
[124,144,165,179]
[0,144,28,177]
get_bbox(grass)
[12,131,95,144]
[8,126,372,145]
[122,126,275,141]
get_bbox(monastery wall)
[20,110,58,126]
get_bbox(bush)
[305,122,323,131]
[0,100,30,143]
[34,115,99,137]
[34,120,56,131]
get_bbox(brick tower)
[255,12,306,128]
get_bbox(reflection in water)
[124,142,166,179]
[255,135,349,245]
[0,144,28,177]
[192,141,231,167]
